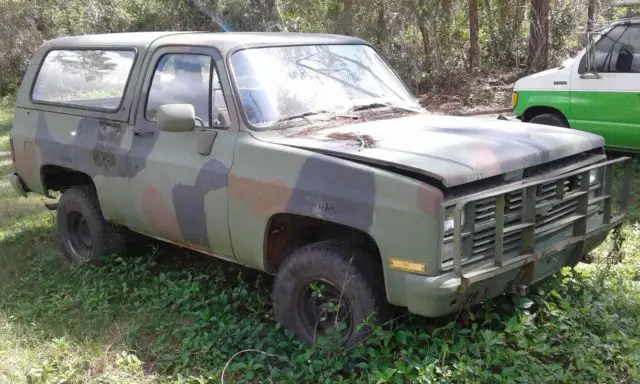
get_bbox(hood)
[252,113,604,188]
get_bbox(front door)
[570,23,640,150]
[125,45,238,259]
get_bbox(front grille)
[472,176,584,259]
[440,155,632,277]
[443,173,595,265]
[470,177,579,258]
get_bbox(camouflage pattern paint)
[7,31,625,314]
[226,135,444,305]
[284,154,376,232]
[172,159,229,247]
[255,113,605,187]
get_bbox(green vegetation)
[0,96,13,152]
[0,0,634,98]
[1,101,639,383]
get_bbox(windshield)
[229,44,421,129]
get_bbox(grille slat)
[462,177,583,261]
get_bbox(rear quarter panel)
[11,108,134,223]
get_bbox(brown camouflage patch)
[141,186,184,242]
[466,141,501,177]
[228,171,293,218]
[417,184,444,216]
[11,140,33,180]
[22,141,36,179]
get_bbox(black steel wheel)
[272,240,388,346]
[66,210,93,258]
[56,184,125,265]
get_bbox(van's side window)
[145,53,230,128]
[593,25,640,73]
[31,49,136,110]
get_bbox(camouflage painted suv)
[7,31,632,345]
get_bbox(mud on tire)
[56,184,125,265]
[272,239,388,347]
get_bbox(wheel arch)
[522,106,570,127]
[262,212,385,283]
[40,164,95,194]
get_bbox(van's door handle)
[133,129,154,136]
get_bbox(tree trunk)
[339,0,354,35]
[512,0,525,67]
[415,0,431,71]
[526,0,549,73]
[375,0,385,47]
[483,0,496,61]
[587,0,596,33]
[468,0,479,69]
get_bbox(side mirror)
[157,104,196,132]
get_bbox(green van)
[513,16,640,152]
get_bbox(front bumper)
[405,156,632,318]
[8,172,27,197]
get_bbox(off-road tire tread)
[272,239,389,346]
[56,184,125,265]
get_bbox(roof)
[34,31,369,57]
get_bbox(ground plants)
[0,98,638,383]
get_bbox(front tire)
[56,184,125,265]
[272,240,388,347]
[528,112,568,127]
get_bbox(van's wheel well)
[264,213,383,278]
[522,107,569,127]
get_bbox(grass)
[0,100,639,384]
[0,95,13,153]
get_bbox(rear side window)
[31,49,136,111]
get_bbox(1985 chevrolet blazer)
[7,31,632,345]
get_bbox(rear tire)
[272,240,388,347]
[56,184,125,266]
[528,112,568,127]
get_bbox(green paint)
[516,89,640,151]
[570,91,640,151]
[514,90,572,121]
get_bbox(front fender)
[227,134,445,306]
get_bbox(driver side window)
[145,53,230,128]
[580,24,640,73]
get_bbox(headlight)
[512,91,519,109]
[443,207,465,234]
[589,169,598,185]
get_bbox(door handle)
[133,129,154,136]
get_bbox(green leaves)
[2,211,640,384]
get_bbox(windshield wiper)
[347,102,421,113]
[274,110,330,125]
